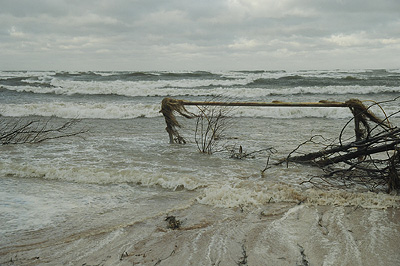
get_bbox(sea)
[1,69,400,265]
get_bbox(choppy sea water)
[0,69,399,265]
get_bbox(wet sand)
[1,202,400,266]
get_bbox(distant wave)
[49,70,228,81]
[2,102,389,119]
[247,76,400,87]
[1,83,399,98]
[2,69,400,89]
[0,76,55,88]
[1,69,399,120]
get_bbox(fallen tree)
[160,98,350,145]
[284,128,400,166]
[160,97,400,192]
[281,99,400,192]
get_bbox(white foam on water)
[0,102,161,119]
[197,182,400,209]
[0,190,71,233]
[0,162,206,191]
[233,106,353,119]
[304,188,399,208]
[48,79,246,96]
[3,83,398,98]
[4,160,398,210]
[0,102,361,119]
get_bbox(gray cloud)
[1,0,399,70]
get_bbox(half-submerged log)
[160,97,391,144]
[160,98,353,144]
[160,97,400,191]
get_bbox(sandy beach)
[2,199,400,266]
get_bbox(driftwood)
[280,99,399,192]
[160,97,390,143]
[160,98,195,144]
[0,117,87,145]
[160,98,354,144]
[285,128,400,165]
[178,100,349,108]
[160,97,400,192]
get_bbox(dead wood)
[160,98,351,144]
[283,98,400,192]
[160,97,400,192]
[0,117,88,145]
[160,98,195,144]
[284,128,400,166]
[181,100,349,108]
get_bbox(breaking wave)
[0,102,363,119]
[2,161,398,209]
[1,84,398,98]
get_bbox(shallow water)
[1,70,399,265]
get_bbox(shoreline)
[2,202,400,266]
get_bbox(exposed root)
[285,98,400,192]
[160,98,195,144]
[160,97,400,192]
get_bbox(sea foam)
[0,102,369,119]
[197,182,400,209]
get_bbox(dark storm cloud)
[1,0,399,70]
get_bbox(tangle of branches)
[194,104,232,154]
[283,97,400,193]
[0,117,88,145]
[160,96,400,193]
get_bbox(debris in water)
[165,215,182,230]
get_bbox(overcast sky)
[1,0,399,71]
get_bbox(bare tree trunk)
[160,97,400,192]
[284,128,400,166]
